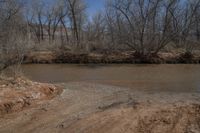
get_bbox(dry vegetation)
[23,50,200,64]
[1,0,200,69]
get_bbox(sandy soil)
[0,82,200,133]
[0,77,62,116]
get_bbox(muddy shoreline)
[0,82,200,133]
[23,51,200,64]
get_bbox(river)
[21,64,200,92]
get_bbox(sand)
[0,82,200,133]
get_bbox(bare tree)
[1,0,199,64]
[85,12,107,51]
[26,0,46,43]
[179,0,200,54]
[104,0,183,57]
[65,0,87,48]
[0,0,27,73]
[45,0,67,42]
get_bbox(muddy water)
[21,64,200,92]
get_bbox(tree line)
[1,0,200,70]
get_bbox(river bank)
[0,77,62,116]
[23,51,200,64]
[0,82,200,133]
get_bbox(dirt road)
[0,82,200,133]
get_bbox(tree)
[85,12,107,51]
[105,0,184,57]
[45,0,67,42]
[26,0,46,42]
[65,0,87,48]
[179,0,200,54]
[0,0,27,73]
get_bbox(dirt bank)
[23,51,200,64]
[0,77,62,116]
[0,82,200,133]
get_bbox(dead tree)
[106,0,182,57]
[179,0,200,54]
[0,0,27,72]
[65,0,87,48]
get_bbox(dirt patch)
[136,104,200,133]
[64,103,200,133]
[0,77,62,116]
[0,83,200,133]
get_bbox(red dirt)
[0,77,62,115]
[0,82,200,133]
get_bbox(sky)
[25,0,105,21]
[85,0,105,18]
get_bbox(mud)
[0,82,200,133]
